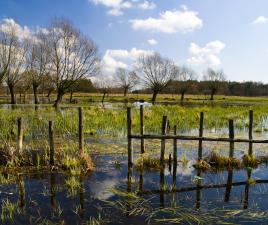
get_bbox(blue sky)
[1,0,268,82]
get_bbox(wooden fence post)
[127,107,133,167]
[248,110,253,156]
[229,119,234,158]
[198,112,204,161]
[17,117,23,152]
[173,125,177,165]
[140,105,145,154]
[49,121,55,166]
[160,116,168,166]
[78,107,84,156]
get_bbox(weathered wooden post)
[173,125,177,165]
[248,110,253,156]
[127,107,133,167]
[229,119,234,158]
[160,116,168,166]
[198,112,204,161]
[78,107,84,156]
[17,117,23,152]
[49,121,55,166]
[140,105,145,154]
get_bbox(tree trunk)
[69,90,74,103]
[101,92,106,103]
[123,88,127,97]
[33,84,39,104]
[47,89,52,98]
[210,89,216,100]
[53,90,64,108]
[181,91,185,102]
[151,91,158,104]
[8,84,16,104]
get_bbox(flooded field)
[2,144,268,224]
[1,102,268,224]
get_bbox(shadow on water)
[1,153,268,224]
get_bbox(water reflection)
[1,155,268,224]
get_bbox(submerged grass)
[106,188,268,224]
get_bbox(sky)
[1,0,268,82]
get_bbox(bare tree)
[136,52,178,104]
[115,68,139,96]
[176,66,197,102]
[0,31,15,84]
[48,19,99,108]
[203,68,226,100]
[26,31,51,104]
[0,22,28,104]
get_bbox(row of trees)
[0,18,99,107]
[2,17,263,106]
[113,53,226,103]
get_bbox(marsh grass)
[105,188,268,224]
[65,176,80,197]
[134,153,171,171]
[1,199,19,221]
[243,155,259,167]
[205,151,242,169]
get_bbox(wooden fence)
[127,106,266,167]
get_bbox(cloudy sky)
[1,0,268,82]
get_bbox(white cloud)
[147,38,158,45]
[89,0,155,16]
[138,1,156,10]
[101,47,153,74]
[0,18,32,41]
[187,41,226,66]
[252,16,268,25]
[130,6,202,33]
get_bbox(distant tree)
[203,68,226,100]
[176,66,197,102]
[115,68,139,96]
[48,18,99,108]
[136,52,178,104]
[26,31,51,104]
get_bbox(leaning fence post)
[198,112,204,161]
[127,107,133,167]
[78,107,84,156]
[140,105,145,154]
[160,116,168,166]
[173,125,177,164]
[49,121,55,166]
[229,119,234,158]
[17,117,23,152]
[248,110,253,156]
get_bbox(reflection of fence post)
[160,116,168,166]
[198,112,204,161]
[127,107,133,167]
[17,117,23,152]
[78,107,84,156]
[49,121,55,166]
[248,110,253,156]
[224,169,233,202]
[18,174,25,208]
[173,125,177,165]
[229,119,234,158]
[79,175,85,218]
[140,105,145,154]
[50,173,56,209]
[196,169,202,209]
[243,170,251,209]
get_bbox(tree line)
[1,18,267,106]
